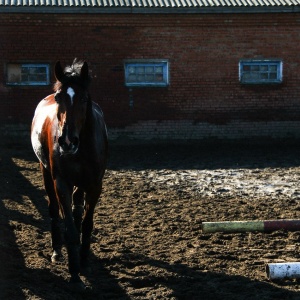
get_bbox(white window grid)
[7,63,50,86]
[124,60,169,87]
[239,60,283,84]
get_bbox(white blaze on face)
[67,87,75,105]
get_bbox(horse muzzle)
[58,136,79,155]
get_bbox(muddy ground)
[1,139,300,299]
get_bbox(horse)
[31,59,108,290]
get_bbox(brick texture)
[1,13,300,141]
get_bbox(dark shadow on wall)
[108,141,300,171]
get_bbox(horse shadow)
[0,141,41,299]
[84,249,300,300]
[0,141,58,299]
[0,140,128,299]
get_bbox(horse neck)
[80,99,108,164]
[80,97,105,154]
[81,97,94,137]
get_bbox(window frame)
[124,59,169,87]
[6,63,51,86]
[239,59,283,85]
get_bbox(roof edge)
[1,6,300,13]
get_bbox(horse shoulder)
[31,94,58,169]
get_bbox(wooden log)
[202,220,300,233]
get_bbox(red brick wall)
[1,12,300,140]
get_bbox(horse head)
[54,59,91,155]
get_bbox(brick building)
[1,1,300,142]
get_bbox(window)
[239,60,282,84]
[6,63,50,86]
[124,60,169,87]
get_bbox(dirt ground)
[1,139,300,299]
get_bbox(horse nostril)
[57,135,79,154]
[72,137,79,147]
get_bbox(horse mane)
[53,58,92,92]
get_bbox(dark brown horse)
[31,59,108,289]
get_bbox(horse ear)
[80,61,89,82]
[54,61,64,82]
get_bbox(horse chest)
[64,161,81,177]
[58,156,100,188]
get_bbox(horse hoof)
[69,276,91,293]
[51,250,63,263]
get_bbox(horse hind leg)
[41,164,63,262]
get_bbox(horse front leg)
[55,178,83,287]
[72,187,85,234]
[80,189,101,273]
[41,164,63,262]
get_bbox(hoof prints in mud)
[1,143,300,299]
